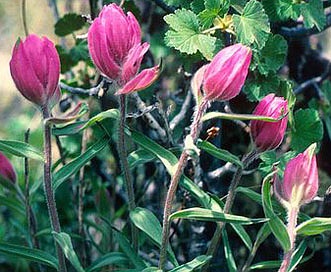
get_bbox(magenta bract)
[88,3,159,94]
[251,94,288,151]
[194,44,252,101]
[275,144,318,207]
[0,152,16,184]
[9,34,61,108]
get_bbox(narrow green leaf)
[170,207,266,224]
[296,217,331,236]
[288,240,307,272]
[53,135,109,191]
[250,260,281,270]
[0,195,25,216]
[202,111,281,122]
[128,149,156,169]
[261,178,291,252]
[52,109,119,136]
[130,208,178,266]
[197,140,243,167]
[223,229,237,272]
[231,224,252,250]
[142,268,162,272]
[169,255,212,271]
[236,186,284,213]
[129,130,222,211]
[113,229,146,269]
[0,140,43,161]
[53,232,84,272]
[86,252,129,272]
[0,242,58,269]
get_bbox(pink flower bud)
[193,44,252,101]
[88,3,159,92]
[250,94,288,151]
[0,152,16,184]
[274,144,318,208]
[9,34,61,108]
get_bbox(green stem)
[42,107,67,272]
[158,99,209,270]
[118,94,138,251]
[279,207,299,272]
[203,151,258,271]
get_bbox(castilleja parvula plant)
[2,1,330,272]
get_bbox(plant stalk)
[42,107,67,272]
[279,207,299,272]
[158,99,209,270]
[118,94,138,250]
[203,151,258,271]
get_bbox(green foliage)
[223,229,237,272]
[261,177,291,252]
[164,9,217,60]
[0,139,43,161]
[130,207,178,266]
[169,207,266,224]
[296,217,331,236]
[55,13,86,37]
[53,232,85,272]
[86,252,129,272]
[169,255,212,271]
[255,34,288,75]
[290,109,323,152]
[233,0,270,49]
[0,242,58,269]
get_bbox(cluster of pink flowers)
[7,3,318,206]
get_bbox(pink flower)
[193,43,252,101]
[251,94,288,151]
[10,34,61,108]
[274,144,318,208]
[88,3,159,94]
[0,152,16,184]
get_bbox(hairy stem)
[203,151,258,271]
[279,207,299,272]
[118,94,138,251]
[158,99,209,270]
[42,107,67,272]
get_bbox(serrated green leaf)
[296,217,331,236]
[52,232,84,272]
[301,0,326,31]
[0,242,58,269]
[70,40,89,63]
[198,9,220,29]
[164,9,216,59]
[243,73,280,101]
[53,135,109,191]
[223,229,237,272]
[86,252,129,272]
[261,178,291,252]
[56,45,78,73]
[169,207,267,224]
[197,139,243,167]
[233,0,270,48]
[258,150,297,178]
[0,140,43,161]
[290,109,323,152]
[262,0,301,22]
[55,13,86,37]
[256,34,287,75]
[130,207,178,266]
[169,255,211,271]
